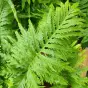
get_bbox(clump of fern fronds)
[0,0,88,88]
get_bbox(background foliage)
[0,0,88,88]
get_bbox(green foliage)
[72,0,88,14]
[0,0,88,88]
[0,0,13,41]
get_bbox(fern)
[0,0,12,68]
[0,0,16,87]
[0,0,88,88]
[1,0,87,88]
[72,0,88,48]
[72,0,88,15]
[0,0,13,38]
[0,0,15,53]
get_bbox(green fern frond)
[0,0,13,39]
[0,1,16,87]
[72,0,88,48]
[72,0,88,15]
[0,0,15,53]
[4,1,86,88]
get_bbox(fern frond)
[72,0,88,48]
[0,0,13,39]
[72,0,88,15]
[4,1,86,88]
[0,0,16,54]
[0,1,16,87]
